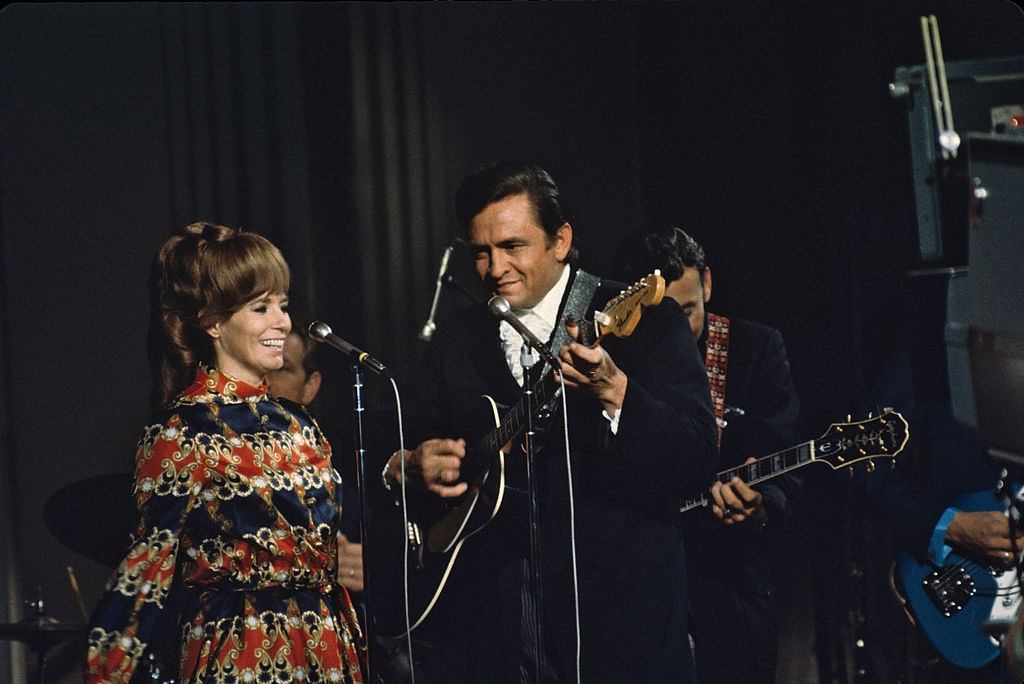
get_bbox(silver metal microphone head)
[487,295,511,318]
[308,321,332,341]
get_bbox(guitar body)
[367,394,530,638]
[896,489,1020,669]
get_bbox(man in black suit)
[380,162,717,682]
[625,227,801,683]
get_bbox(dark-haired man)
[268,325,322,407]
[625,227,801,683]
[381,163,717,682]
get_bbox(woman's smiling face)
[208,292,291,384]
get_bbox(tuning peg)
[867,411,873,419]
[866,459,875,473]
[890,459,896,470]
[847,414,852,422]
[858,424,865,431]
[849,468,855,479]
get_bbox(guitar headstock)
[814,409,909,473]
[593,271,666,339]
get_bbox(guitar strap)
[546,268,601,361]
[704,312,730,447]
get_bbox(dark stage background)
[1,2,1021,682]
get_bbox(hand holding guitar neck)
[710,456,768,528]
[556,316,628,416]
[549,273,667,415]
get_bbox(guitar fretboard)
[479,372,558,457]
[681,440,816,513]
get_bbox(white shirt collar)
[513,263,571,334]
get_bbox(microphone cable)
[556,371,582,684]
[386,376,415,683]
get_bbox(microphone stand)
[520,339,544,684]
[349,362,376,681]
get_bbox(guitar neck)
[681,439,817,513]
[479,372,558,456]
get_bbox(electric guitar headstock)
[593,271,666,339]
[813,408,909,474]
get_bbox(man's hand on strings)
[709,457,768,529]
[946,510,1024,566]
[385,438,468,498]
[556,316,628,417]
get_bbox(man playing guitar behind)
[624,227,802,683]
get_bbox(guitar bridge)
[922,565,976,617]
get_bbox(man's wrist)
[931,507,959,565]
[598,373,627,417]
[381,450,407,491]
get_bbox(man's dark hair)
[288,312,319,377]
[454,161,578,263]
[625,227,707,283]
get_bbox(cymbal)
[44,473,136,567]
[0,618,86,648]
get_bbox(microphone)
[308,321,391,379]
[419,240,463,341]
[487,296,561,372]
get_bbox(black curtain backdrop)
[1,2,1022,682]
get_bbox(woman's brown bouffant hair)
[147,222,290,410]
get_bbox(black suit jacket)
[405,271,718,682]
[685,317,801,587]
[683,315,800,681]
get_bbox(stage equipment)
[891,50,1024,263]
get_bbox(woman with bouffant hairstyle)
[147,222,291,410]
[86,223,363,682]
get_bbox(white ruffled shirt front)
[498,264,570,387]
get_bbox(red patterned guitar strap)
[704,313,730,447]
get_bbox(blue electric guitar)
[896,488,1023,669]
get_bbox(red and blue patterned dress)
[86,366,363,682]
